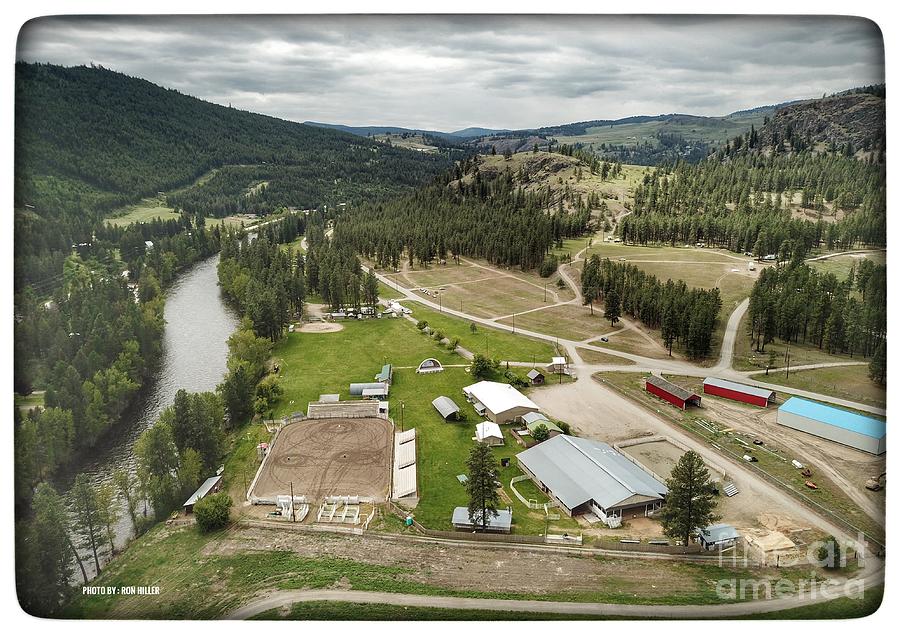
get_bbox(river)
[63,254,239,578]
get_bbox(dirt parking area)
[250,417,393,501]
[298,322,344,333]
[622,439,685,480]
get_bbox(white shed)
[475,421,504,446]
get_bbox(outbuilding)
[526,369,545,385]
[475,421,504,446]
[522,412,563,438]
[777,397,886,455]
[432,395,462,421]
[645,375,702,410]
[517,435,667,527]
[548,356,568,374]
[462,381,540,424]
[703,377,775,407]
[697,524,741,550]
[375,363,393,384]
[416,358,444,374]
[451,507,512,533]
[183,475,223,513]
[349,382,388,397]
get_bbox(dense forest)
[581,256,722,359]
[335,155,593,271]
[621,152,885,253]
[14,62,452,289]
[746,258,887,382]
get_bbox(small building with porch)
[526,369,545,385]
[462,380,540,424]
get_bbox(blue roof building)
[777,397,885,455]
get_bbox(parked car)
[742,454,758,463]
[600,337,609,342]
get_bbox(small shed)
[416,358,444,374]
[475,421,504,446]
[645,375,701,410]
[451,507,513,533]
[183,475,223,513]
[698,524,741,550]
[432,395,461,420]
[362,386,388,400]
[526,369,545,385]
[349,382,388,396]
[523,414,563,438]
[549,356,568,373]
[375,363,393,384]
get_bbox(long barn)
[777,397,886,455]
[645,375,701,410]
[703,377,775,407]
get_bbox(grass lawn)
[270,317,460,418]
[597,372,885,542]
[809,252,886,280]
[15,391,45,412]
[278,235,305,255]
[410,276,551,319]
[106,198,181,226]
[387,366,580,535]
[576,347,636,366]
[377,281,404,300]
[498,304,614,342]
[408,301,558,362]
[753,364,885,409]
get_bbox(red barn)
[703,377,775,407]
[645,375,702,410]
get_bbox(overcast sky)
[17,15,884,131]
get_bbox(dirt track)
[251,417,392,501]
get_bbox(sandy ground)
[699,397,885,525]
[622,439,686,481]
[528,377,845,543]
[250,418,392,501]
[298,322,344,333]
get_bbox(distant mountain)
[449,127,512,138]
[304,121,462,141]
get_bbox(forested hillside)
[14,62,452,288]
[622,152,885,254]
[334,154,594,271]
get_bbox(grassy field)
[576,347,636,365]
[407,301,558,362]
[809,252,886,280]
[14,391,45,412]
[106,198,181,226]
[752,365,885,409]
[597,372,885,542]
[270,318,460,418]
[66,519,826,619]
[498,304,615,342]
[409,276,551,319]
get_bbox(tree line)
[581,256,722,359]
[745,258,886,384]
[334,155,594,272]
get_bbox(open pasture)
[106,198,181,226]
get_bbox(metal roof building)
[375,363,393,384]
[517,435,667,526]
[349,382,388,397]
[645,375,701,410]
[475,421,504,446]
[703,377,775,407]
[183,475,223,513]
[526,368,545,385]
[462,381,540,423]
[451,507,513,533]
[432,395,461,420]
[698,523,741,550]
[777,397,886,455]
[521,412,562,436]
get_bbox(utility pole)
[290,481,295,522]
[400,401,405,432]
[512,313,516,334]
[544,283,547,303]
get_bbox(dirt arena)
[250,417,393,501]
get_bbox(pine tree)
[604,288,621,326]
[658,451,720,545]
[466,443,501,531]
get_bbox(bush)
[447,337,460,351]
[557,420,571,435]
[416,320,428,331]
[538,255,559,278]
[194,493,233,532]
[531,423,550,442]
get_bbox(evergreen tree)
[658,451,720,545]
[604,288,621,326]
[466,443,501,531]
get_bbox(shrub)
[416,320,428,331]
[447,337,460,351]
[194,493,233,532]
[531,423,550,442]
[556,420,571,435]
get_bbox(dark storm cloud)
[17,14,884,130]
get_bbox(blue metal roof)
[779,397,885,439]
